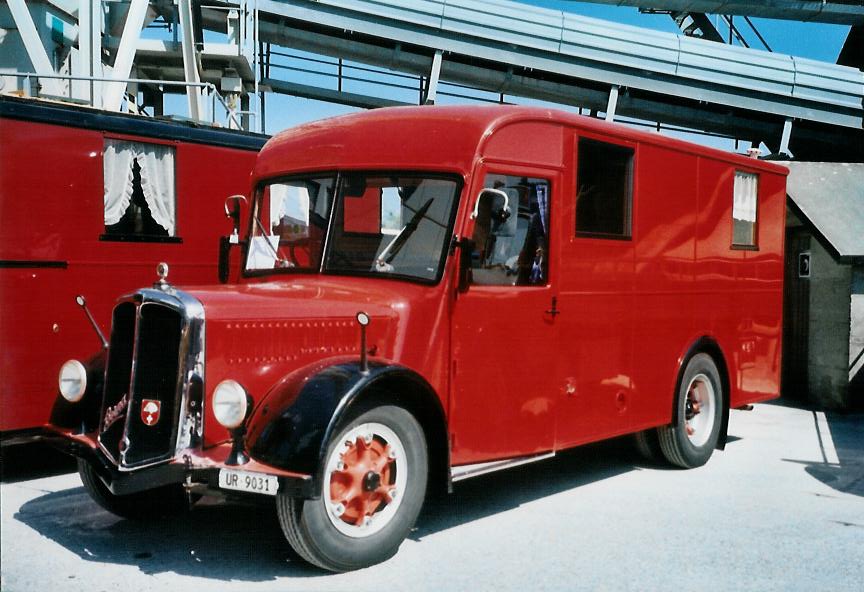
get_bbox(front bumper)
[45,427,315,498]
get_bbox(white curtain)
[103,140,175,234]
[733,171,758,223]
[103,140,137,226]
[136,143,176,235]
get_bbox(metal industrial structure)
[2,1,862,160]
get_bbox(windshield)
[245,173,460,282]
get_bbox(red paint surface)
[0,116,259,432]
[31,105,787,469]
[194,106,787,464]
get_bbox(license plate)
[218,469,279,496]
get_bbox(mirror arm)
[224,194,248,236]
[470,188,511,220]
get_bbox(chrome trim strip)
[450,451,556,482]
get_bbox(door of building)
[782,230,811,400]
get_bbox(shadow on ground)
[14,438,650,579]
[1,442,77,483]
[774,398,864,498]
[804,412,864,498]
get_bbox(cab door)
[449,166,560,465]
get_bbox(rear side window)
[575,139,633,238]
[732,171,758,248]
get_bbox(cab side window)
[102,139,178,241]
[469,174,550,286]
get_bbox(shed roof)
[782,161,864,258]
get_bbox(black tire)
[276,405,428,572]
[658,353,723,469]
[632,429,664,464]
[78,459,192,519]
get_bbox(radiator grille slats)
[98,300,184,468]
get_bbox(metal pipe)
[8,73,242,127]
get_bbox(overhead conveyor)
[217,0,863,159]
[6,1,862,158]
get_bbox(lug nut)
[333,503,345,517]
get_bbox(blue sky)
[258,1,851,146]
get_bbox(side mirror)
[224,194,248,238]
[220,195,248,284]
[457,237,475,293]
[470,188,511,223]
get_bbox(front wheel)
[276,405,428,572]
[658,353,723,468]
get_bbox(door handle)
[545,296,561,317]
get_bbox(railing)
[3,72,249,129]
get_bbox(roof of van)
[255,105,789,179]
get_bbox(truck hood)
[181,276,423,323]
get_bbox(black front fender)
[247,362,443,497]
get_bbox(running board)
[450,452,556,482]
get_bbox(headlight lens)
[212,380,249,429]
[58,360,87,403]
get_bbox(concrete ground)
[2,401,862,592]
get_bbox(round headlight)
[59,360,87,403]
[212,380,249,429]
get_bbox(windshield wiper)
[252,216,293,268]
[374,198,434,269]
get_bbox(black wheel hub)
[362,470,381,492]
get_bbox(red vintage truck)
[47,105,787,571]
[0,95,266,440]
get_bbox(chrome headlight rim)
[212,379,249,429]
[58,359,88,403]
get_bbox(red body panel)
[0,104,262,433]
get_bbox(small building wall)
[806,238,853,409]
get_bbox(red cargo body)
[0,96,265,436]
[48,105,787,571]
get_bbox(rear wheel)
[632,429,664,464]
[276,405,428,572]
[78,459,192,519]
[658,353,723,468]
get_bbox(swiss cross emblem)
[141,399,161,426]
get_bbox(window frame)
[730,169,760,251]
[100,134,179,243]
[242,170,463,286]
[574,136,636,241]
[467,172,554,288]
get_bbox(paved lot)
[2,402,862,591]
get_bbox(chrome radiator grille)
[98,300,185,469]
